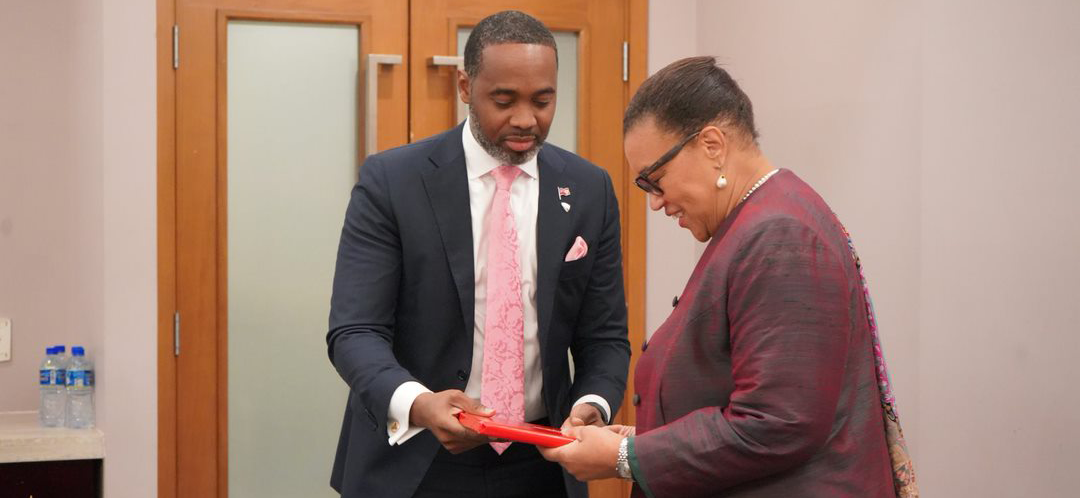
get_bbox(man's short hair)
[624,56,759,144]
[463,10,558,78]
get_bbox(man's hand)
[561,402,605,432]
[410,389,494,454]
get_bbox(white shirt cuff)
[387,381,432,445]
[573,394,612,424]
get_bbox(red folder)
[456,412,575,447]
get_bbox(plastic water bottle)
[65,346,95,429]
[53,344,69,386]
[54,344,69,400]
[39,346,66,427]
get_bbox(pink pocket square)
[564,236,588,262]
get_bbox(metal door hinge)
[622,41,628,82]
[173,25,180,69]
[173,311,180,356]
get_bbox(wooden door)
[165,1,407,496]
[159,1,646,497]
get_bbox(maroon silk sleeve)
[633,216,852,496]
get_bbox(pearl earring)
[715,174,728,189]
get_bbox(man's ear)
[457,69,471,105]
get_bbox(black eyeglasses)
[634,131,700,195]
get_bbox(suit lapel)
[536,146,575,352]
[421,125,475,337]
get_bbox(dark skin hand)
[411,391,604,454]
[561,402,606,432]
[410,389,497,454]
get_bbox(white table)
[0,411,104,463]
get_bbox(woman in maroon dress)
[540,57,917,497]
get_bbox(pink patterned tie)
[481,164,525,455]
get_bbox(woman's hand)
[538,425,625,481]
[604,424,636,437]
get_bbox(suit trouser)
[413,433,569,498]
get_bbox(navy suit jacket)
[327,125,631,498]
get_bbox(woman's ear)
[698,126,728,163]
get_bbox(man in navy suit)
[327,11,630,498]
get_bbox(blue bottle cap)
[72,346,85,356]
[54,345,66,353]
[46,346,55,355]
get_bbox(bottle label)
[38,370,66,387]
[67,370,95,388]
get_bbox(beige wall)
[918,1,1080,493]
[101,0,158,496]
[646,0,1080,495]
[0,0,106,413]
[645,0,704,339]
[0,1,158,496]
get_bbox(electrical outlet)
[0,318,10,362]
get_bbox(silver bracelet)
[615,436,634,481]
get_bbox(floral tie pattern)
[481,165,526,455]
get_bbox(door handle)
[430,55,466,126]
[365,54,403,156]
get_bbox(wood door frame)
[157,0,178,496]
[623,0,648,437]
[156,0,649,496]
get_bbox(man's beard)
[468,106,543,165]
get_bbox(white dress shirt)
[385,119,610,445]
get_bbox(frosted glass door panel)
[226,21,356,498]
[457,28,578,152]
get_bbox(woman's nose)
[648,193,665,211]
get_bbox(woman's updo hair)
[624,56,758,145]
